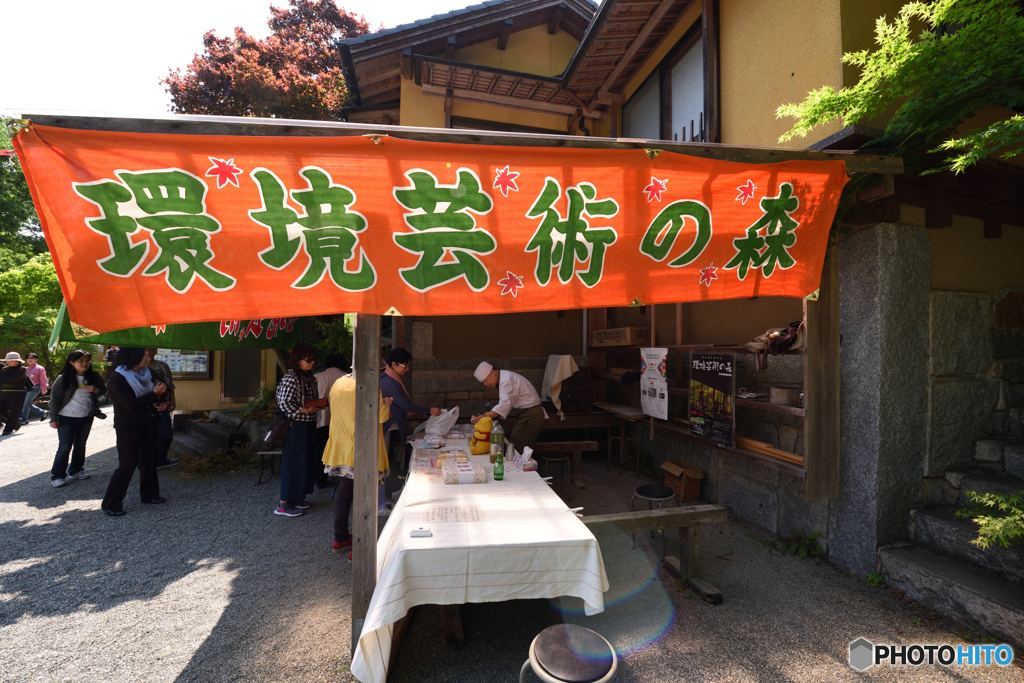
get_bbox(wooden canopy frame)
[17,111,900,658]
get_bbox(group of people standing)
[271,345,443,555]
[271,344,545,559]
[2,346,179,516]
[0,351,49,435]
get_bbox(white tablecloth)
[350,440,609,683]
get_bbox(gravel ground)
[1,420,1020,682]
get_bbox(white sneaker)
[51,478,67,488]
[67,471,91,480]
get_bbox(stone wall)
[924,289,1024,479]
[990,289,1024,441]
[407,357,550,416]
[926,291,993,476]
[634,423,829,542]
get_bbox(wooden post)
[351,313,381,654]
[803,248,840,499]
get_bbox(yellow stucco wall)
[621,1,851,148]
[454,24,578,77]
[720,0,844,147]
[172,349,278,412]
[399,24,596,134]
[900,206,1024,294]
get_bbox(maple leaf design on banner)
[496,270,525,298]
[151,324,167,335]
[735,179,757,205]
[699,263,719,287]
[205,157,243,189]
[642,176,668,203]
[492,165,520,198]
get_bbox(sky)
[1,0,472,118]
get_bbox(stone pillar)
[828,223,930,574]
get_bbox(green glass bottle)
[493,450,504,481]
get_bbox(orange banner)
[16,125,848,332]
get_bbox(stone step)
[958,470,1024,508]
[911,507,1023,584]
[878,544,1024,649]
[179,418,248,451]
[168,431,209,458]
[974,439,1006,465]
[1006,443,1024,480]
[211,409,246,430]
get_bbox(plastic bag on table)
[414,406,459,436]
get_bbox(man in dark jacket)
[1,352,32,436]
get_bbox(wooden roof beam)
[548,4,566,34]
[596,0,677,96]
[497,19,513,50]
[445,35,457,59]
[421,82,604,119]
[400,49,414,80]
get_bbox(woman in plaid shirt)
[274,344,325,517]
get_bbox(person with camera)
[100,347,169,516]
[48,350,107,487]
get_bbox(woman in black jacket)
[100,347,169,516]
[48,350,107,487]
[1,351,32,436]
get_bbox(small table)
[350,438,609,683]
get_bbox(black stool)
[630,484,676,556]
[519,624,617,683]
[539,453,572,494]
[255,449,282,485]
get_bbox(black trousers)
[333,476,354,543]
[102,421,159,511]
[154,411,173,464]
[1,392,25,433]
[279,420,318,504]
[52,415,94,479]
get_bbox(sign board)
[15,125,849,332]
[688,353,735,448]
[157,349,212,380]
[640,347,668,420]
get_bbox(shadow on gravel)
[0,446,352,681]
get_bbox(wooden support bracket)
[497,19,513,50]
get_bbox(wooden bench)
[533,440,599,489]
[582,504,728,603]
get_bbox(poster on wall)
[688,353,735,448]
[640,347,668,420]
[158,348,213,380]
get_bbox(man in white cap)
[471,361,544,453]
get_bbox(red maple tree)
[164,0,371,120]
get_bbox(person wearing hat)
[471,362,544,454]
[1,352,33,436]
